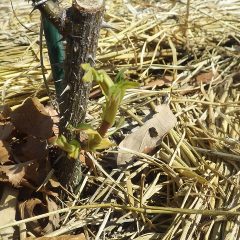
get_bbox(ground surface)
[0,0,240,239]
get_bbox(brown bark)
[59,0,104,137]
[34,0,104,190]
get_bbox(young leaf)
[102,80,140,127]
[93,137,114,150]
[81,128,114,151]
[82,63,94,82]
[55,135,81,160]
[97,70,114,96]
[114,68,127,82]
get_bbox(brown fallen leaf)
[0,141,10,164]
[48,177,61,188]
[143,75,173,89]
[19,195,59,236]
[0,122,14,140]
[40,177,61,197]
[26,233,86,240]
[0,185,19,240]
[117,104,177,165]
[11,97,53,139]
[42,195,60,234]
[12,136,50,186]
[0,104,12,120]
[19,198,46,235]
[21,136,48,161]
[232,71,240,84]
[45,105,59,136]
[25,160,51,187]
[0,161,33,187]
[195,71,221,85]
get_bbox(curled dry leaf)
[0,161,33,187]
[0,141,10,164]
[0,122,14,140]
[42,195,60,234]
[13,136,50,186]
[117,104,177,165]
[19,198,46,235]
[48,177,61,188]
[19,196,59,236]
[10,97,53,139]
[0,185,19,240]
[0,104,12,119]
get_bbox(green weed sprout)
[54,64,139,159]
[81,63,139,136]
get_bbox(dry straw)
[0,0,240,239]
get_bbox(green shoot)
[54,64,139,159]
[82,63,139,136]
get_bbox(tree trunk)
[59,0,104,137]
[33,0,104,190]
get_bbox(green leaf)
[80,128,114,151]
[55,135,67,149]
[93,137,115,150]
[114,68,127,82]
[55,135,81,160]
[97,70,114,97]
[102,80,139,126]
[82,63,94,82]
[68,147,80,159]
[81,63,91,71]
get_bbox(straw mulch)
[1,0,240,239]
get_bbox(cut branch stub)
[59,0,104,139]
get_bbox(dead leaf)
[232,71,240,85]
[0,104,12,120]
[117,104,177,165]
[0,141,10,164]
[143,76,173,89]
[0,185,19,240]
[0,122,14,140]
[21,136,48,161]
[45,105,59,136]
[19,195,59,236]
[26,234,86,240]
[11,97,53,139]
[19,198,46,235]
[0,161,33,187]
[195,71,220,85]
[25,160,51,187]
[42,195,60,234]
[48,177,61,188]
[12,136,50,186]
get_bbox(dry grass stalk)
[0,0,240,239]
